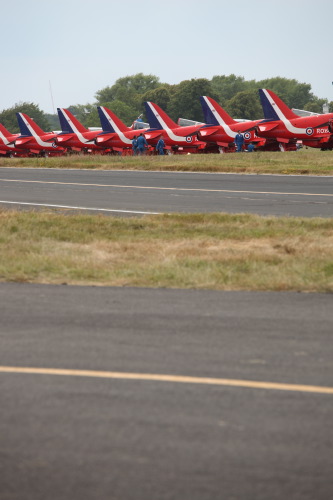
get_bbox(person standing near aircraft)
[156,137,165,155]
[234,131,245,152]
[132,135,138,155]
[137,133,148,155]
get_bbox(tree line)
[1,73,332,133]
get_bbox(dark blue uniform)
[156,138,165,155]
[132,137,138,155]
[137,134,148,155]
[234,132,245,152]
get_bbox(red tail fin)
[97,106,130,133]
[57,108,89,134]
[144,102,178,130]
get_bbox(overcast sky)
[1,0,332,114]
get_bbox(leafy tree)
[67,103,100,128]
[45,113,60,131]
[141,86,172,114]
[95,73,161,116]
[0,102,50,133]
[100,100,137,126]
[211,74,253,104]
[167,78,217,122]
[303,98,329,114]
[256,77,313,109]
[225,90,263,120]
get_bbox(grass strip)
[1,210,332,292]
[1,148,333,175]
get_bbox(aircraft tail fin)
[144,102,178,130]
[0,123,14,138]
[16,113,46,137]
[200,96,236,126]
[259,89,298,121]
[57,108,89,134]
[97,106,130,133]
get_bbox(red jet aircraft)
[198,96,296,152]
[95,106,150,153]
[257,89,333,150]
[15,113,65,156]
[198,96,266,152]
[143,101,206,153]
[0,124,25,157]
[55,108,104,152]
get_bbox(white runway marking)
[0,178,332,197]
[0,200,160,215]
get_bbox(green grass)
[1,147,333,175]
[1,210,332,292]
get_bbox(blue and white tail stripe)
[16,113,54,148]
[200,96,220,126]
[97,107,132,145]
[144,102,192,142]
[200,96,237,138]
[16,113,33,137]
[97,107,115,133]
[57,108,75,134]
[57,108,94,145]
[259,89,311,135]
[258,89,282,121]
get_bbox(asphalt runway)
[1,283,332,500]
[0,167,332,217]
[1,167,332,499]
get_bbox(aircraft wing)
[144,131,162,140]
[198,126,221,137]
[95,133,117,145]
[15,137,32,145]
[256,122,279,132]
[178,118,204,127]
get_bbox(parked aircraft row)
[1,89,333,157]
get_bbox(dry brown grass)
[0,210,332,291]
[1,147,333,175]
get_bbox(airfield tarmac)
[0,167,332,499]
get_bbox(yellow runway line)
[0,366,332,395]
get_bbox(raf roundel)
[306,127,314,136]
[186,136,193,143]
[244,132,251,140]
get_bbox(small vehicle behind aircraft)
[257,89,333,150]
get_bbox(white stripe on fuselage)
[60,109,95,145]
[0,130,14,148]
[201,96,236,139]
[19,114,55,148]
[261,89,310,135]
[147,103,193,142]
[99,108,132,145]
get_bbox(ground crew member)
[137,133,149,155]
[132,135,138,155]
[156,137,165,155]
[247,142,255,152]
[234,131,245,152]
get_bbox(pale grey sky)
[1,0,332,114]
